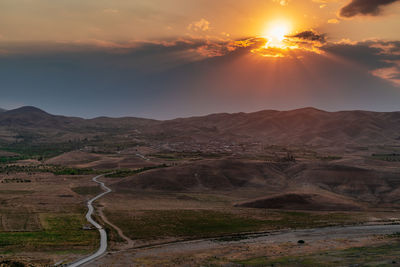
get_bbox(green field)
[105,210,356,241]
[372,153,400,162]
[105,210,266,240]
[0,213,98,253]
[105,164,167,178]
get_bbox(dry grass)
[1,213,42,232]
[0,171,101,264]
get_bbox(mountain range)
[0,106,399,148]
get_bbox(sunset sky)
[1,0,399,118]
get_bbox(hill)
[112,159,400,207]
[45,150,102,166]
[155,108,400,146]
[0,106,159,146]
[235,192,363,211]
[0,106,399,150]
[113,159,287,192]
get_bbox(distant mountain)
[0,108,6,113]
[0,106,157,129]
[0,106,159,145]
[0,106,82,128]
[154,107,400,146]
[0,106,399,147]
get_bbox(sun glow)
[263,20,292,48]
[249,19,302,57]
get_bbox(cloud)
[288,30,326,43]
[322,40,400,86]
[5,36,398,88]
[340,0,400,17]
[371,65,400,87]
[1,36,400,119]
[328,18,340,24]
[187,18,210,32]
[370,42,400,55]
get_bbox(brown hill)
[113,159,400,205]
[0,106,159,131]
[235,192,363,211]
[286,163,400,203]
[45,150,157,169]
[113,159,288,192]
[0,106,83,128]
[45,150,102,166]
[0,106,400,147]
[154,108,400,146]
[0,106,158,144]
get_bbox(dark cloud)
[322,40,400,86]
[340,0,399,17]
[0,38,400,119]
[288,31,326,43]
[322,40,400,68]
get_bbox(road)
[68,175,112,267]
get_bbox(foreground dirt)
[87,224,400,266]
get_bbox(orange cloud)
[371,66,400,87]
[188,19,211,32]
[328,18,340,24]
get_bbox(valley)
[1,106,400,266]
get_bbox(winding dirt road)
[68,175,111,267]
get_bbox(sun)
[269,24,289,42]
[263,20,292,48]
[252,19,300,57]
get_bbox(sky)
[0,0,399,119]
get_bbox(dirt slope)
[236,192,363,211]
[114,159,288,192]
[45,151,101,165]
[114,159,400,206]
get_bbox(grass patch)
[317,155,342,161]
[236,256,322,266]
[372,153,400,162]
[263,211,356,229]
[0,260,26,267]
[105,210,266,240]
[105,210,357,241]
[0,213,98,253]
[0,140,86,160]
[0,156,29,164]
[0,164,103,175]
[105,164,168,178]
[0,213,42,232]
[71,186,103,195]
